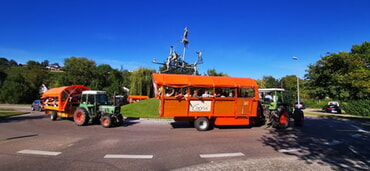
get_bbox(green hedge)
[343,100,370,116]
[301,99,332,109]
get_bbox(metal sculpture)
[152,27,203,75]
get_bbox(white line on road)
[17,149,61,156]
[104,154,154,159]
[324,140,343,146]
[350,125,369,133]
[278,147,309,153]
[200,152,245,158]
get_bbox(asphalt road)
[0,105,369,171]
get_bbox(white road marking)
[17,149,61,156]
[104,154,153,159]
[350,125,369,133]
[324,140,343,146]
[278,147,308,153]
[200,152,245,158]
[352,134,362,138]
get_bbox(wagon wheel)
[50,111,57,121]
[194,117,212,131]
[74,108,90,126]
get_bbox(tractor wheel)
[194,117,212,131]
[294,109,304,127]
[278,107,289,129]
[74,108,90,126]
[101,115,113,128]
[50,111,57,121]
[115,114,124,126]
[271,110,280,128]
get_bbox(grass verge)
[0,108,29,118]
[121,98,168,118]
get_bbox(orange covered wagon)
[152,73,263,131]
[42,85,90,120]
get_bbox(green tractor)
[74,90,123,128]
[259,88,294,128]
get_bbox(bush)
[343,100,370,116]
[302,99,332,109]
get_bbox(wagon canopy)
[152,73,258,88]
[42,85,90,99]
[42,85,90,112]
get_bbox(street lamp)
[292,57,300,109]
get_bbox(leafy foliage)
[130,68,156,97]
[305,41,370,100]
[205,69,228,76]
[63,57,97,85]
[343,100,370,116]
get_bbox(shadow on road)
[0,114,48,123]
[170,121,193,129]
[259,116,370,170]
[123,117,142,127]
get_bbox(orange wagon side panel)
[214,117,250,126]
[162,98,188,117]
[213,99,235,116]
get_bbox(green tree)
[130,68,156,96]
[22,60,49,99]
[0,73,31,103]
[257,76,280,88]
[104,69,125,96]
[305,42,370,100]
[205,69,228,76]
[63,57,97,86]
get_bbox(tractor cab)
[258,88,287,110]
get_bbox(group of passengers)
[165,88,238,99]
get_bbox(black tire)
[115,114,124,126]
[278,107,289,129]
[294,109,304,127]
[74,108,90,126]
[50,111,57,121]
[101,115,113,128]
[194,117,212,131]
[271,110,280,128]
[272,106,289,129]
[31,106,35,111]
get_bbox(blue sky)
[1,0,370,79]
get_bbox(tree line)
[0,42,368,113]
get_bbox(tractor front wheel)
[74,108,90,126]
[115,114,124,126]
[101,115,113,128]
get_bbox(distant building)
[46,64,62,71]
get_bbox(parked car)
[31,100,44,111]
[322,101,341,114]
[294,102,305,109]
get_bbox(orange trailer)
[42,85,90,120]
[152,73,263,131]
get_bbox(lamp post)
[292,57,300,109]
